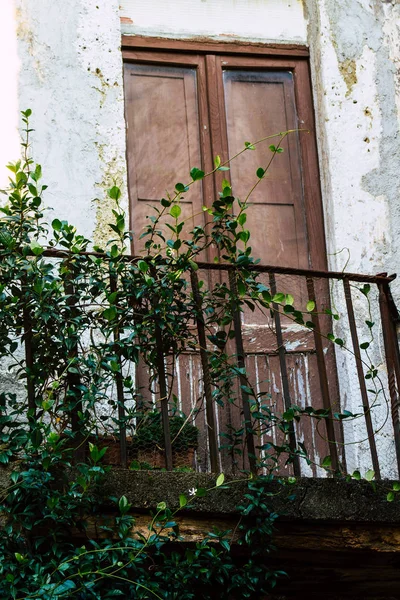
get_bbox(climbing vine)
[0,111,391,598]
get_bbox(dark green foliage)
[0,111,381,598]
[0,435,280,599]
[133,412,198,452]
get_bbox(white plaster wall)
[120,0,307,43]
[0,1,21,190]
[6,0,128,245]
[305,0,400,477]
[1,0,400,477]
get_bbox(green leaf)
[244,141,255,150]
[110,360,120,372]
[0,229,15,249]
[30,428,43,449]
[108,186,121,201]
[137,260,149,273]
[269,144,277,152]
[28,183,37,196]
[237,230,250,244]
[306,300,315,312]
[283,409,294,422]
[283,304,295,314]
[157,501,167,511]
[321,455,332,468]
[361,284,371,297]
[170,204,182,219]
[387,491,395,502]
[190,167,205,181]
[237,279,246,296]
[103,306,117,321]
[214,155,221,168]
[175,182,188,193]
[352,470,361,480]
[34,164,42,180]
[217,166,230,171]
[30,240,44,256]
[195,487,207,498]
[256,167,265,179]
[272,293,285,304]
[88,442,106,464]
[119,495,131,514]
[365,469,375,482]
[116,215,125,232]
[237,213,247,226]
[51,219,62,231]
[335,338,344,347]
[53,580,76,595]
[393,482,400,491]
[216,473,225,487]
[179,494,188,508]
[189,259,198,271]
[360,342,370,350]
[285,294,294,306]
[261,290,271,303]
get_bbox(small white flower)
[188,487,197,497]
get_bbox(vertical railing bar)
[269,273,301,477]
[378,281,400,475]
[228,270,257,474]
[110,269,127,468]
[391,321,400,409]
[63,259,85,462]
[306,276,339,472]
[22,300,35,420]
[343,278,381,479]
[190,269,219,473]
[385,284,400,400]
[21,274,35,419]
[154,322,173,471]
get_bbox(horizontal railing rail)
[40,248,397,284]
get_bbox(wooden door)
[123,46,338,474]
[124,58,211,254]
[207,55,339,474]
[123,55,216,470]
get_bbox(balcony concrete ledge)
[2,467,400,597]
[2,467,400,524]
[98,470,400,523]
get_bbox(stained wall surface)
[0,0,399,476]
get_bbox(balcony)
[2,244,400,598]
[3,247,399,481]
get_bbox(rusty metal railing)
[14,248,400,477]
